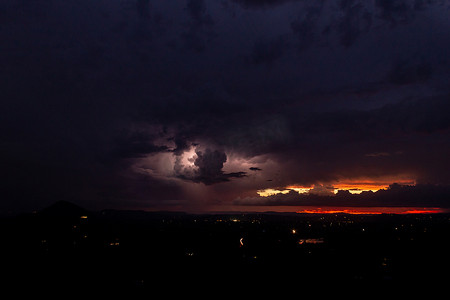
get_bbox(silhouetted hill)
[39,200,88,218]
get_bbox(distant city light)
[298,238,324,245]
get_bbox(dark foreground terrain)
[2,201,450,291]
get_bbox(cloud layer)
[1,0,450,212]
[235,184,450,208]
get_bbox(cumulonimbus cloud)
[174,147,247,185]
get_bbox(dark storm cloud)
[336,1,372,47]
[287,0,448,50]
[249,167,262,171]
[195,149,227,181]
[136,84,251,134]
[375,0,412,26]
[294,95,450,139]
[289,0,375,50]
[248,36,286,65]
[232,0,301,9]
[94,165,186,209]
[290,2,324,51]
[182,0,216,52]
[186,0,214,26]
[194,149,247,184]
[176,148,247,185]
[373,0,441,26]
[114,131,168,158]
[170,136,192,156]
[279,94,450,183]
[136,0,151,19]
[387,59,433,85]
[1,0,450,212]
[374,0,450,26]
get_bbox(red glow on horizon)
[296,207,446,215]
[299,209,382,215]
[401,209,444,214]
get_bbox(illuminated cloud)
[173,147,247,185]
[257,188,291,197]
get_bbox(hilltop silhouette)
[39,200,88,218]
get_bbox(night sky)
[2,0,450,213]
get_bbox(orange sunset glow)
[259,178,416,197]
[331,179,416,194]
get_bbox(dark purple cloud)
[1,0,450,213]
[232,0,301,9]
